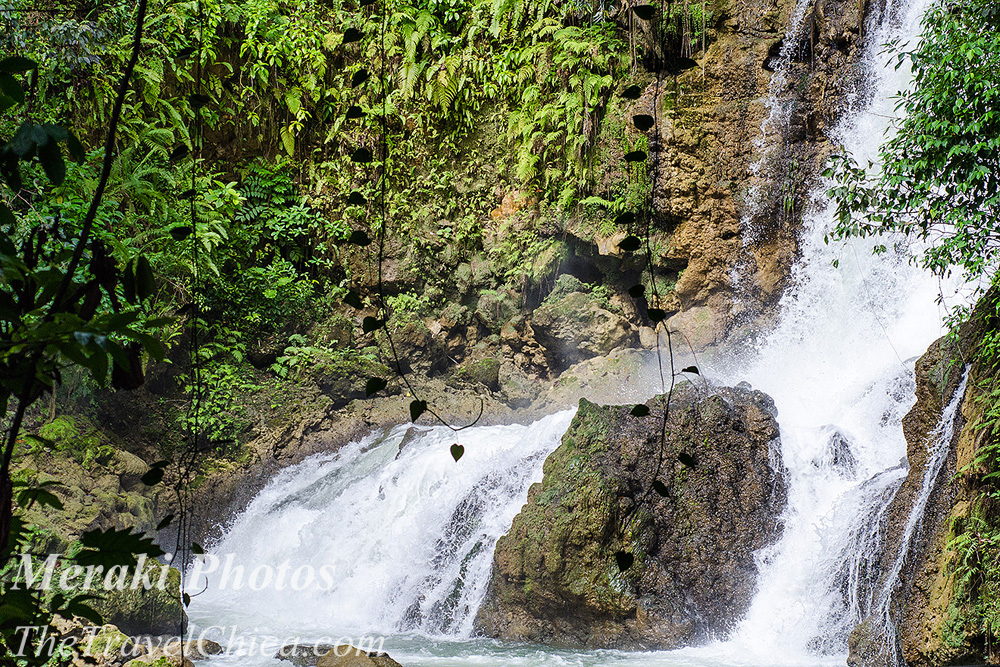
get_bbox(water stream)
[186,0,967,664]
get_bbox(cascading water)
[185,0,966,663]
[707,0,962,658]
[188,411,575,640]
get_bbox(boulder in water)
[316,646,402,667]
[475,382,786,649]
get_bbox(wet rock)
[317,645,403,667]
[94,563,186,637]
[475,383,786,649]
[164,638,224,660]
[531,287,637,372]
[815,426,858,477]
[276,643,338,666]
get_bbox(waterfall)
[185,0,965,662]
[187,411,574,640]
[708,0,963,658]
[870,369,970,657]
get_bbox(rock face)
[475,383,786,648]
[847,331,983,667]
[531,276,638,371]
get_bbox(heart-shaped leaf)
[410,399,427,422]
[632,4,655,20]
[628,284,645,299]
[678,452,697,469]
[348,191,367,206]
[651,480,669,497]
[618,235,642,252]
[351,147,373,163]
[633,114,654,131]
[362,316,384,333]
[624,150,647,163]
[615,551,634,572]
[346,106,366,119]
[365,377,387,397]
[630,404,650,417]
[681,365,699,374]
[647,308,666,322]
[450,443,464,461]
[621,85,642,100]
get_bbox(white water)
[185,0,968,664]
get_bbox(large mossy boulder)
[475,383,786,649]
[94,562,186,636]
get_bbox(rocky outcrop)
[475,383,786,648]
[531,276,639,371]
[95,563,186,636]
[848,324,988,667]
[317,646,403,667]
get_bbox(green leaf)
[632,4,655,20]
[156,514,174,530]
[342,28,364,44]
[191,543,204,555]
[633,114,655,132]
[346,106,366,120]
[122,262,137,304]
[615,551,634,571]
[37,140,66,185]
[624,150,647,163]
[351,147,373,163]
[348,230,371,246]
[135,255,155,301]
[618,235,642,252]
[678,452,697,469]
[630,404,650,417]
[348,191,367,206]
[681,365,699,375]
[66,131,86,164]
[140,467,164,486]
[0,56,37,72]
[651,480,669,497]
[409,399,427,422]
[628,284,645,299]
[76,527,165,568]
[450,443,464,461]
[365,377,387,397]
[362,316,384,333]
[0,73,24,104]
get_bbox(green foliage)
[825,0,1000,292]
